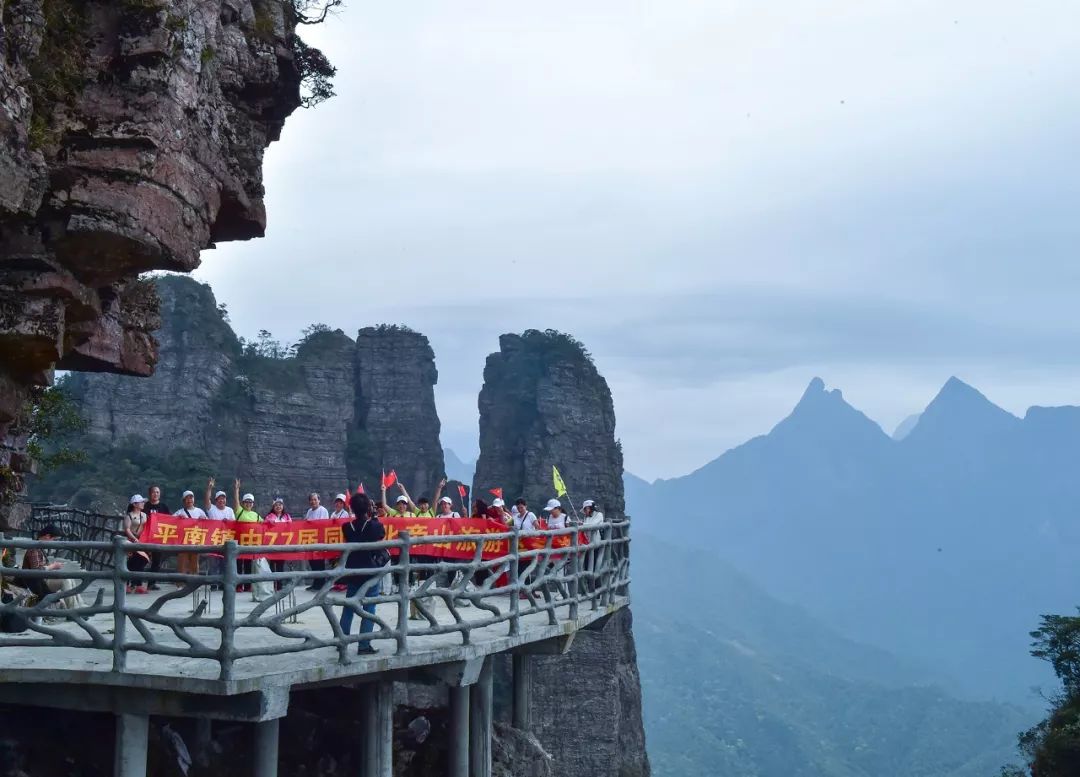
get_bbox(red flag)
[382,470,397,489]
[356,483,365,495]
[458,484,467,499]
[489,488,503,499]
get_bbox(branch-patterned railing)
[0,521,631,681]
[19,505,123,570]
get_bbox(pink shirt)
[264,512,292,524]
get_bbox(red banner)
[140,513,581,561]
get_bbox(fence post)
[569,529,580,621]
[112,535,127,672]
[509,531,520,636]
[219,541,238,682]
[396,531,410,655]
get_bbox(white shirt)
[583,511,604,542]
[305,506,329,520]
[514,510,538,532]
[545,512,567,530]
[438,510,461,519]
[207,505,234,520]
[329,509,350,519]
[174,506,208,520]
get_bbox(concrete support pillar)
[469,658,493,777]
[113,713,149,777]
[360,680,394,777]
[194,718,213,768]
[449,685,470,777]
[512,654,530,730]
[253,719,280,777]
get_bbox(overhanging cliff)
[0,0,318,518]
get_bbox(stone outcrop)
[57,276,444,513]
[473,330,650,777]
[351,327,445,501]
[71,275,238,451]
[1,0,314,516]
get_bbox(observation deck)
[0,513,631,777]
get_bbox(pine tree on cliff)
[1001,610,1080,775]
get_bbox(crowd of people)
[12,476,609,652]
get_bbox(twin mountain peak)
[787,374,1039,447]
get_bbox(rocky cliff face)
[473,330,650,777]
[60,276,444,512]
[0,0,312,517]
[351,327,445,500]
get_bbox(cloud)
[194,0,1080,479]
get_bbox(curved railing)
[0,522,631,681]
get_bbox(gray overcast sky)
[194,0,1080,480]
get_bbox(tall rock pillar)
[473,330,649,777]
[350,327,445,501]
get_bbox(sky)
[194,0,1080,480]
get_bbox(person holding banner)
[435,496,460,518]
[490,498,511,524]
[205,478,235,521]
[330,494,351,519]
[542,499,567,530]
[233,480,261,589]
[414,495,435,518]
[338,493,386,654]
[144,485,169,590]
[304,493,330,591]
[172,490,207,579]
[264,498,292,584]
[512,498,538,532]
[388,494,414,518]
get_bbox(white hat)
[214,490,227,499]
[395,495,408,503]
[492,498,505,507]
[273,497,284,505]
[439,496,453,504]
[582,499,595,509]
[335,493,347,502]
[182,490,195,499]
[242,493,255,502]
[543,498,561,512]
[129,494,146,505]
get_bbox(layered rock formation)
[352,327,445,500]
[473,330,650,777]
[1,0,315,517]
[60,276,444,511]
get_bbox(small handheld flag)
[458,484,468,499]
[553,466,567,497]
[356,483,365,495]
[382,470,397,489]
[489,487,503,499]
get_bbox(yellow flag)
[553,465,568,497]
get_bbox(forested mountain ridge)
[629,535,1030,777]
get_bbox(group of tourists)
[13,475,607,653]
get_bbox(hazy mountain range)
[626,376,1080,706]
[630,537,1029,777]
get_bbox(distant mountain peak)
[775,377,887,443]
[904,377,1018,443]
[927,377,1012,416]
[795,376,843,408]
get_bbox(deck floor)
[0,582,625,694]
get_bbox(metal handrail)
[0,520,632,681]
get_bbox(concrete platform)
[0,583,626,695]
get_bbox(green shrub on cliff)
[998,611,1080,776]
